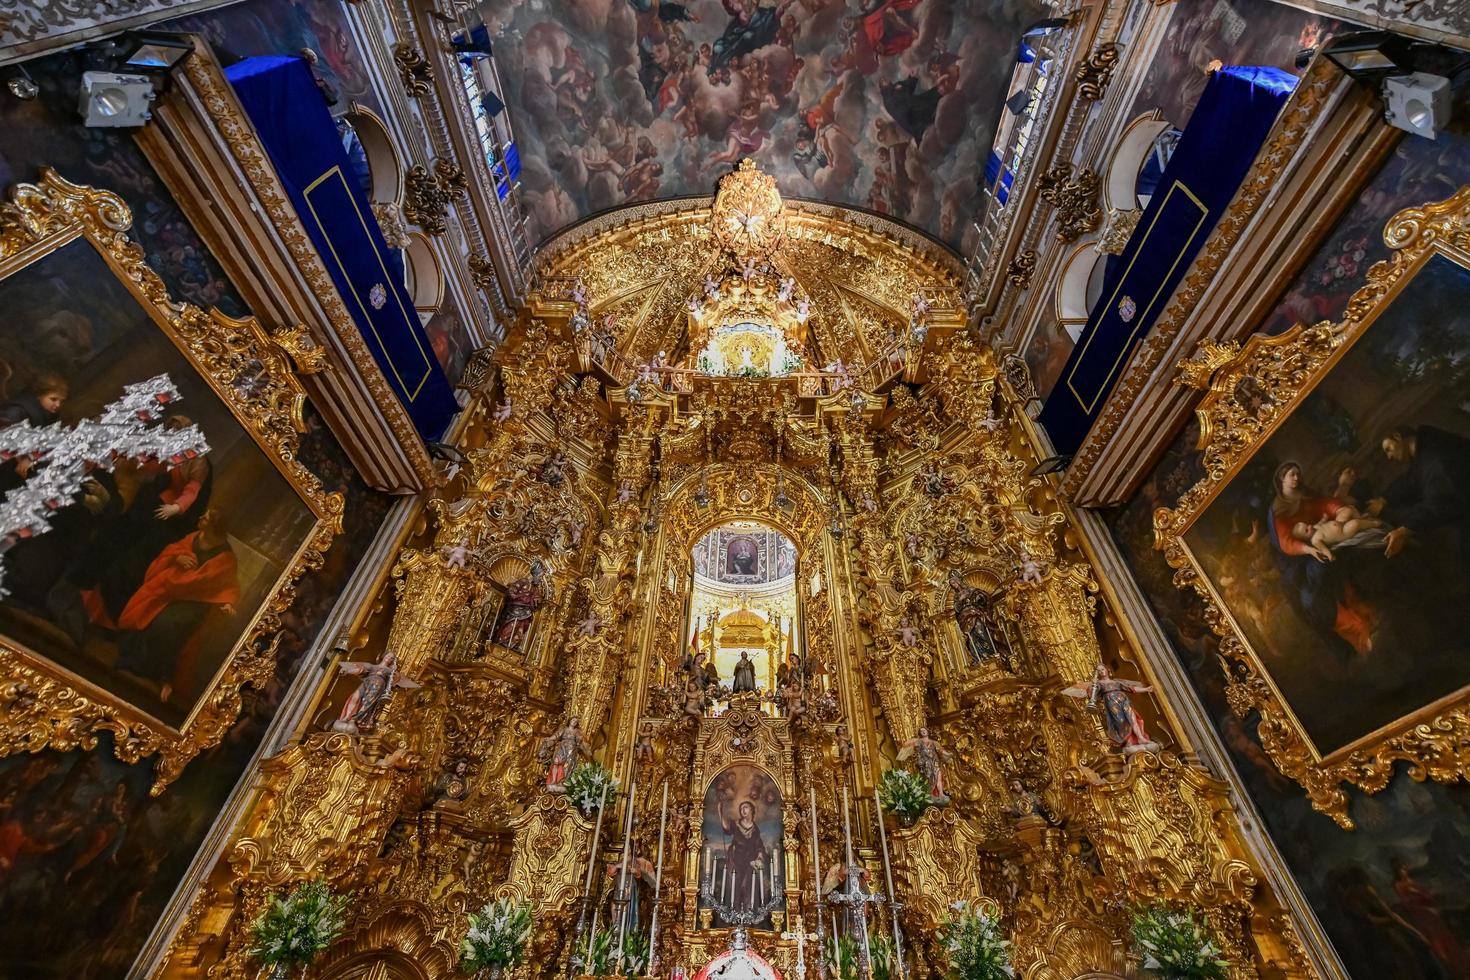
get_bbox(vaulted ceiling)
[484,0,1047,252]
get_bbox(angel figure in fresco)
[492,561,550,653]
[898,727,952,803]
[331,650,421,736]
[539,716,592,792]
[1063,665,1160,755]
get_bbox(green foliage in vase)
[460,898,534,973]
[1130,906,1229,980]
[563,761,619,816]
[582,927,616,977]
[870,934,897,980]
[942,901,1015,980]
[616,929,650,976]
[877,768,935,826]
[822,933,859,980]
[248,879,350,967]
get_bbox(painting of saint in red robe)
[105,508,241,706]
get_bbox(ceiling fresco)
[481,0,1048,251]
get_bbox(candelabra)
[699,855,786,955]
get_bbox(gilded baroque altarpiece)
[156,168,1321,980]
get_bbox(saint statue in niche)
[492,561,549,652]
[1063,665,1161,754]
[898,727,952,803]
[726,535,758,576]
[330,650,421,735]
[538,716,591,791]
[949,570,1000,666]
[732,650,758,693]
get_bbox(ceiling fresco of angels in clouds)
[481,0,1048,250]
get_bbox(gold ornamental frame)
[1153,185,1470,829]
[0,170,344,793]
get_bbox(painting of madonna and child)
[0,237,316,729]
[699,764,785,929]
[1182,254,1470,757]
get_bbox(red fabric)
[159,458,208,511]
[1273,496,1376,654]
[115,532,239,632]
[1271,496,1341,556]
[861,0,922,57]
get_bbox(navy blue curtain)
[1038,66,1297,455]
[227,55,458,440]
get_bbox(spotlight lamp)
[116,31,194,71]
[1383,72,1452,140]
[1322,30,1413,79]
[78,70,157,128]
[1029,454,1072,478]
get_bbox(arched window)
[1104,110,1176,213]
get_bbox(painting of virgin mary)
[1182,253,1470,756]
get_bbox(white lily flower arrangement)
[248,879,350,967]
[1130,905,1229,979]
[942,900,1015,980]
[563,761,620,816]
[460,897,534,973]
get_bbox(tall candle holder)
[699,853,786,957]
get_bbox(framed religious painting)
[1155,186,1470,828]
[0,170,343,791]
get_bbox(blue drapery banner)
[226,56,458,440]
[1038,66,1297,455]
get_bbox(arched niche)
[1054,241,1110,340]
[340,104,404,206]
[402,231,445,320]
[1104,109,1174,213]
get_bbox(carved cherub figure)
[493,397,513,423]
[443,536,473,569]
[896,616,920,647]
[1015,548,1047,584]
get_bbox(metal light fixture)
[1028,454,1071,477]
[6,69,38,100]
[1322,30,1412,79]
[78,70,156,127]
[116,31,194,71]
[1382,71,1452,139]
